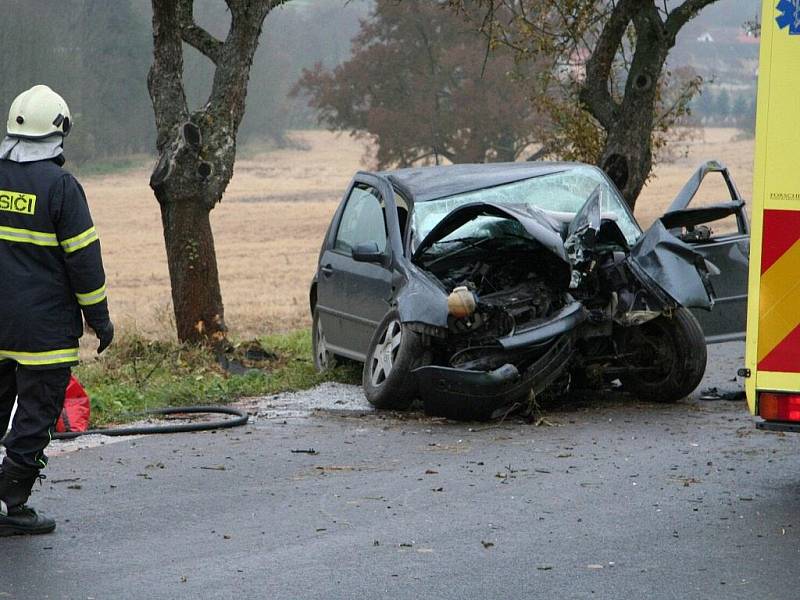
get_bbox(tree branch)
[178,0,224,66]
[665,0,719,40]
[578,0,639,129]
[526,139,565,162]
[148,0,190,149]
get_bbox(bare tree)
[148,0,286,346]
[453,0,718,210]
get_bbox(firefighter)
[0,85,113,536]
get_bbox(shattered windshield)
[410,166,641,252]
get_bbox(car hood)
[411,201,569,265]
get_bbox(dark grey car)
[310,162,748,420]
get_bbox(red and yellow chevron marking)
[757,209,800,372]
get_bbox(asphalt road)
[3,342,800,600]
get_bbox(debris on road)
[699,386,746,401]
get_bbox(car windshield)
[409,166,641,252]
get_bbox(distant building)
[737,30,760,45]
[697,32,715,43]
[557,47,591,83]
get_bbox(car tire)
[312,309,338,372]
[362,309,428,410]
[618,307,707,403]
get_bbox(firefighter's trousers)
[0,361,70,472]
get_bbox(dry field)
[84,128,754,341]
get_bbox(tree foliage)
[0,0,366,164]
[295,0,548,168]
[0,0,153,164]
[450,0,718,209]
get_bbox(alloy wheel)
[370,319,402,386]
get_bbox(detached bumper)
[413,334,573,420]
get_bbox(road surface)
[3,342,800,600]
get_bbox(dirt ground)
[84,128,754,340]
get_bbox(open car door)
[659,161,750,343]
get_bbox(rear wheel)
[312,309,337,372]
[362,310,428,410]
[617,307,707,403]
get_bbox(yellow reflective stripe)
[76,283,107,307]
[0,348,79,366]
[0,225,58,247]
[60,226,98,254]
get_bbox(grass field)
[83,128,754,346]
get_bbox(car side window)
[334,184,388,255]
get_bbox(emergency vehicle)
[744,0,800,431]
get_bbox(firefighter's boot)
[0,457,55,536]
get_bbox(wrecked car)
[310,162,748,421]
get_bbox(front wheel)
[617,307,707,403]
[362,310,428,410]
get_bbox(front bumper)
[413,333,573,418]
[496,301,587,350]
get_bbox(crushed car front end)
[392,165,715,420]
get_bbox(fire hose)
[52,405,249,440]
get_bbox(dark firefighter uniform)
[0,156,110,474]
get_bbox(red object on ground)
[56,376,91,433]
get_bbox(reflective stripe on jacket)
[0,157,110,368]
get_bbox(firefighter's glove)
[96,321,114,354]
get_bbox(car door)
[659,161,750,343]
[315,175,397,360]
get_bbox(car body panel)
[394,265,449,328]
[658,161,749,342]
[314,173,402,359]
[384,162,571,203]
[629,220,715,311]
[316,248,393,358]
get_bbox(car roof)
[373,162,586,203]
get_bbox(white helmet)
[6,85,71,139]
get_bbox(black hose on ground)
[52,405,249,440]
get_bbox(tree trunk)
[493,132,518,162]
[149,118,233,347]
[596,19,667,211]
[577,0,717,211]
[148,0,280,345]
[159,190,226,345]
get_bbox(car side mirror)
[352,241,384,264]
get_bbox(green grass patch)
[74,329,360,427]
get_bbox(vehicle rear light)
[759,392,800,422]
